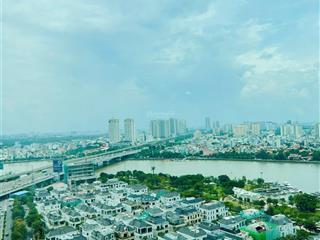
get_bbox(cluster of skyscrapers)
[232,123,261,137]
[279,121,304,139]
[150,118,187,139]
[108,117,320,145]
[205,117,220,132]
[204,117,320,140]
[108,118,188,145]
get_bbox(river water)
[0,161,52,175]
[96,159,320,193]
[1,159,319,193]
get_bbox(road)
[0,149,140,198]
[3,200,12,240]
[0,200,7,240]
[0,170,55,198]
[0,135,192,198]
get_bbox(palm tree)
[151,166,156,187]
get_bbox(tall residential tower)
[108,118,120,144]
[124,118,135,143]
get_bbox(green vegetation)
[12,219,27,240]
[311,150,320,161]
[278,230,311,240]
[11,193,46,240]
[100,171,261,201]
[26,204,46,240]
[133,145,186,159]
[12,200,25,220]
[293,193,318,212]
[11,199,27,240]
[131,145,320,162]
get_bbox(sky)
[2,0,319,134]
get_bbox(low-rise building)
[160,192,181,205]
[219,215,246,232]
[129,219,154,239]
[45,226,79,240]
[270,214,296,238]
[177,226,207,240]
[175,207,202,225]
[199,201,227,222]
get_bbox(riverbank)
[128,157,320,165]
[4,155,320,165]
[96,159,320,193]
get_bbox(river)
[0,161,52,175]
[1,159,319,193]
[96,159,320,193]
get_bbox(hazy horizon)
[3,0,319,134]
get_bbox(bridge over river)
[0,149,140,198]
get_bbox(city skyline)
[3,0,319,134]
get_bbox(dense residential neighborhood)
[2,121,320,163]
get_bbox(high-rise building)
[159,120,170,138]
[293,124,303,139]
[124,118,135,143]
[150,119,170,139]
[108,118,120,144]
[169,118,178,137]
[150,120,160,139]
[233,124,248,137]
[223,124,233,134]
[177,119,187,135]
[315,123,320,139]
[280,123,294,138]
[205,117,211,131]
[212,121,220,129]
[151,119,187,139]
[250,123,261,135]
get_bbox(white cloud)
[237,19,272,44]
[170,3,216,36]
[236,47,318,99]
[5,0,121,32]
[152,39,200,64]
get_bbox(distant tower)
[124,118,135,143]
[205,117,211,131]
[233,124,248,137]
[177,119,187,135]
[108,118,120,144]
[150,119,170,139]
[280,122,294,138]
[159,120,170,138]
[150,120,160,139]
[169,118,178,137]
[315,123,320,139]
[250,123,261,135]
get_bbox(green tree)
[12,219,27,240]
[12,203,25,220]
[294,193,318,212]
[312,150,320,161]
[256,178,264,186]
[303,219,317,231]
[266,206,275,215]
